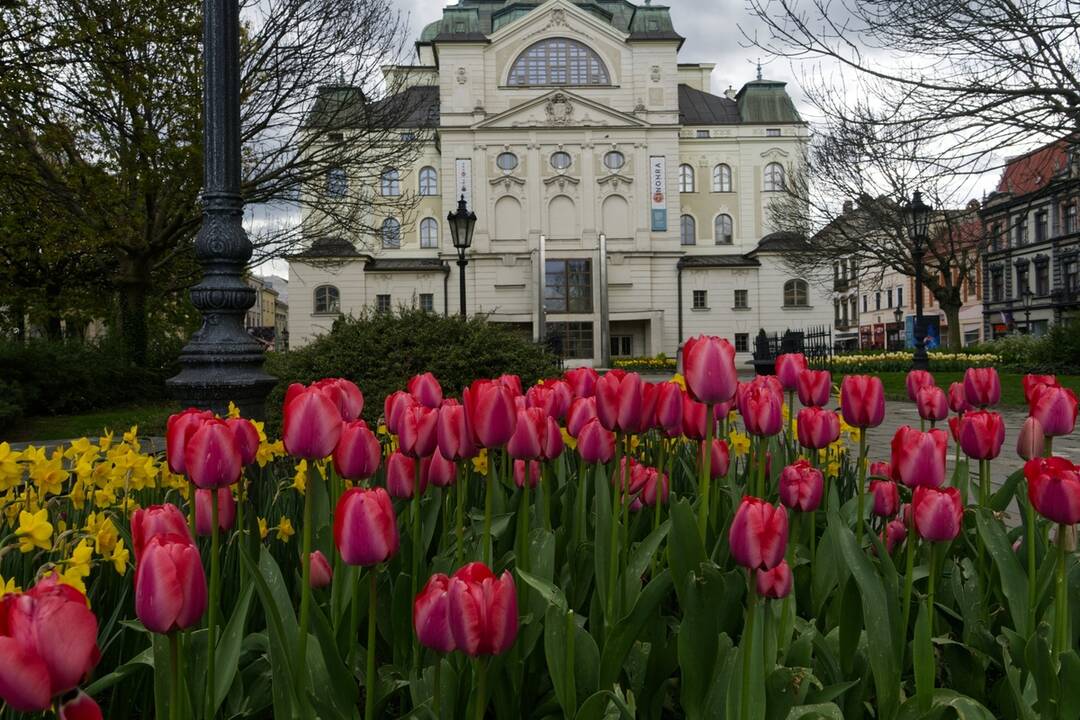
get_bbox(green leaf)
[784,702,845,719]
[668,497,706,605]
[623,519,670,607]
[1059,651,1080,720]
[765,667,820,720]
[989,468,1025,512]
[309,593,360,716]
[838,577,862,677]
[518,567,569,611]
[598,569,673,689]
[83,646,154,698]
[594,461,614,620]
[913,602,934,715]
[546,605,575,717]
[678,566,723,719]
[975,507,1029,636]
[1024,626,1059,718]
[240,547,299,718]
[209,583,254,716]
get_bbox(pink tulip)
[947,382,971,414]
[1024,456,1080,525]
[408,372,443,409]
[698,438,731,479]
[424,450,458,487]
[514,459,541,488]
[227,417,260,466]
[778,459,823,512]
[563,367,599,398]
[775,353,808,391]
[414,574,456,654]
[756,561,793,599]
[912,486,963,542]
[386,451,426,499]
[797,369,832,407]
[1028,384,1079,437]
[963,367,1000,408]
[1017,416,1046,461]
[540,416,564,460]
[195,487,236,536]
[334,420,382,480]
[507,407,546,459]
[796,406,840,449]
[840,375,886,428]
[184,418,242,489]
[916,385,949,422]
[890,426,948,488]
[729,497,788,570]
[59,690,103,720]
[958,410,1006,460]
[739,377,784,437]
[905,369,935,402]
[384,390,415,435]
[305,378,364,421]
[436,400,477,461]
[883,519,907,554]
[496,374,523,397]
[334,486,400,566]
[683,335,738,404]
[870,479,900,517]
[309,551,333,589]
[629,467,669,510]
[653,381,685,435]
[868,461,892,479]
[135,534,207,634]
[682,394,708,440]
[447,563,519,656]
[947,415,961,443]
[283,384,343,459]
[577,418,615,464]
[131,504,191,558]
[464,379,518,447]
[166,408,214,475]
[595,371,645,433]
[526,380,572,420]
[1023,374,1059,403]
[566,397,598,437]
[399,404,439,458]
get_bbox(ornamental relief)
[545,93,574,125]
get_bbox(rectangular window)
[692,289,708,309]
[875,291,881,310]
[1065,204,1078,234]
[376,294,391,313]
[1035,262,1050,295]
[326,167,347,197]
[896,286,903,308]
[766,128,781,137]
[1016,265,1029,298]
[733,289,748,308]
[1065,259,1078,293]
[419,293,434,312]
[887,288,893,308]
[696,129,709,138]
[546,321,594,359]
[1035,210,1048,243]
[327,132,344,142]
[610,335,633,357]
[734,333,749,353]
[1015,215,1027,246]
[991,270,1004,302]
[990,223,1002,251]
[862,295,868,313]
[544,259,593,313]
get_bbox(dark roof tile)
[678,84,740,125]
[677,254,761,268]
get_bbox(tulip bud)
[740,377,784,437]
[227,417,260,466]
[1028,384,1079,437]
[778,459,823,512]
[947,382,971,414]
[912,486,963,542]
[596,371,645,433]
[1024,456,1080,525]
[947,415,961,443]
[563,367,599,398]
[1017,416,1045,460]
[464,380,518,448]
[408,372,443,409]
[868,461,892,479]
[869,479,900,517]
[729,497,788,570]
[916,385,949,422]
[883,519,907,554]
[384,390,415,436]
[797,369,832,408]
[334,486,400,566]
[496,374,523,396]
[905,369,935,402]
[334,420,382,480]
[1023,374,1059,404]
[283,384,343,459]
[136,534,208,634]
[540,416,564,460]
[682,335,738,404]
[577,418,615,464]
[796,406,840,449]
[386,451,425,499]
[195,487,236,536]
[566,397,598,437]
[514,459,541,488]
[841,375,886,429]
[399,404,439,458]
[306,378,364,421]
[963,367,1000,408]
[447,562,519,656]
[436,399,478,461]
[890,426,947,488]
[634,467,669,510]
[424,450,457,487]
[755,560,793,599]
[414,573,456,654]
[507,407,546,459]
[775,353,808,391]
[958,410,1006,460]
[184,419,243,489]
[131,504,191,559]
[698,438,731,479]
[166,408,214,475]
[653,381,685,435]
[681,394,708,440]
[59,690,103,720]
[309,551,333,589]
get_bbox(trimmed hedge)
[969,323,1080,374]
[264,309,561,429]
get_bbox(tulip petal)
[0,636,52,711]
[135,544,183,634]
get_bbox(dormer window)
[507,38,610,86]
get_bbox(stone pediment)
[473,90,648,130]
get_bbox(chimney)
[724,85,737,100]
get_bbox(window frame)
[763,162,785,192]
[419,217,438,248]
[714,213,733,245]
[419,293,434,312]
[381,217,401,248]
[783,279,809,307]
[734,333,749,353]
[544,258,593,314]
[712,163,732,192]
[380,167,401,197]
[692,289,708,310]
[550,151,572,170]
[313,285,340,315]
[496,152,519,172]
[507,37,611,87]
[680,214,696,246]
[734,288,749,309]
[326,167,347,197]
[418,166,438,196]
[545,321,594,359]
[603,150,625,171]
[375,294,391,313]
[678,164,695,193]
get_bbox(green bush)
[264,309,561,428]
[971,323,1080,374]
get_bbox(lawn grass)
[6,401,181,443]
[833,371,1080,406]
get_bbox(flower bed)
[611,354,678,372]
[0,349,1076,719]
[816,350,1000,373]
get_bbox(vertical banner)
[649,156,667,231]
[455,158,473,206]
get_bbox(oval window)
[496,152,519,171]
[603,151,625,170]
[550,151,572,170]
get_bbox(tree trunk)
[117,256,151,366]
[942,303,963,349]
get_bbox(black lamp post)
[1022,288,1033,333]
[905,190,932,370]
[167,0,275,416]
[447,194,477,318]
[893,305,904,350]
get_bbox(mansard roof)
[292,237,361,259]
[304,85,439,129]
[678,85,739,125]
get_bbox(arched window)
[714,214,733,244]
[680,214,696,246]
[418,167,438,196]
[382,218,401,248]
[712,164,732,192]
[764,162,785,192]
[326,167,347,196]
[419,217,438,248]
[783,279,809,307]
[314,285,340,314]
[507,38,610,86]
[380,168,400,196]
[679,164,695,193]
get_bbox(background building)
[245,275,289,351]
[287,0,834,366]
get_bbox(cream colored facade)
[288,0,833,366]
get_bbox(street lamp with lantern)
[905,190,932,370]
[1022,287,1033,334]
[447,193,477,318]
[893,305,904,350]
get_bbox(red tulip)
[683,335,738,404]
[890,426,947,488]
[131,504,191,558]
[797,369,832,407]
[514,459,540,488]
[166,408,214,475]
[283,384,343,459]
[195,487,236,536]
[59,690,102,720]
[595,371,644,433]
[399,404,439,458]
[905,369,935,402]
[527,380,572,420]
[682,394,708,440]
[424,450,457,487]
[912,486,963,542]
[414,573,456,654]
[408,372,443,409]
[1023,374,1059,403]
[0,576,101,712]
[756,560,793,599]
[563,367,599,398]
[963,367,1000,408]
[775,353,808,392]
[653,381,684,435]
[447,562,519,656]
[577,418,615,464]
[496,374,524,396]
[566,397,598,437]
[883,519,907,554]
[184,418,242,489]
[334,486,400,565]
[796,406,840,449]
[227,417,260,466]
[739,377,784,437]
[958,410,1006,460]
[1017,416,1045,460]
[916,385,949,422]
[507,407,546,459]
[729,497,788,570]
[778,459,823,512]
[947,382,971,414]
[306,378,364,421]
[840,375,886,429]
[464,379,518,447]
[613,457,648,498]
[435,400,475,461]
[1028,384,1079,437]
[540,416,564,460]
[386,451,425,499]
[868,461,892,479]
[309,550,333,589]
[698,438,731,479]
[384,390,415,436]
[870,479,900,517]
[1024,456,1080,525]
[629,467,669,510]
[135,534,207,634]
[947,415,961,443]
[334,420,382,480]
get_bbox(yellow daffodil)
[227,401,241,419]
[122,425,139,448]
[110,539,129,574]
[471,449,489,475]
[728,431,751,457]
[275,517,295,542]
[377,423,389,436]
[58,568,88,596]
[64,437,95,460]
[291,460,308,495]
[15,509,53,553]
[560,427,577,450]
[98,431,114,452]
[827,460,841,478]
[671,373,687,390]
[0,575,20,597]
[67,539,94,576]
[29,450,68,497]
[258,517,269,540]
[0,442,23,492]
[94,517,119,555]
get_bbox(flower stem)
[411,462,422,602]
[483,457,494,565]
[296,478,314,712]
[901,523,916,641]
[741,577,757,720]
[169,632,180,720]
[1055,523,1069,658]
[756,434,768,499]
[206,490,221,720]
[519,479,531,573]
[456,464,467,567]
[699,405,715,541]
[365,567,378,720]
[856,431,867,546]
[608,435,622,626]
[474,657,488,720]
[1026,489,1037,634]
[349,565,361,668]
[433,655,442,716]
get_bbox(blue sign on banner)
[649,156,666,231]
[905,315,941,349]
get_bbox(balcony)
[833,278,851,292]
